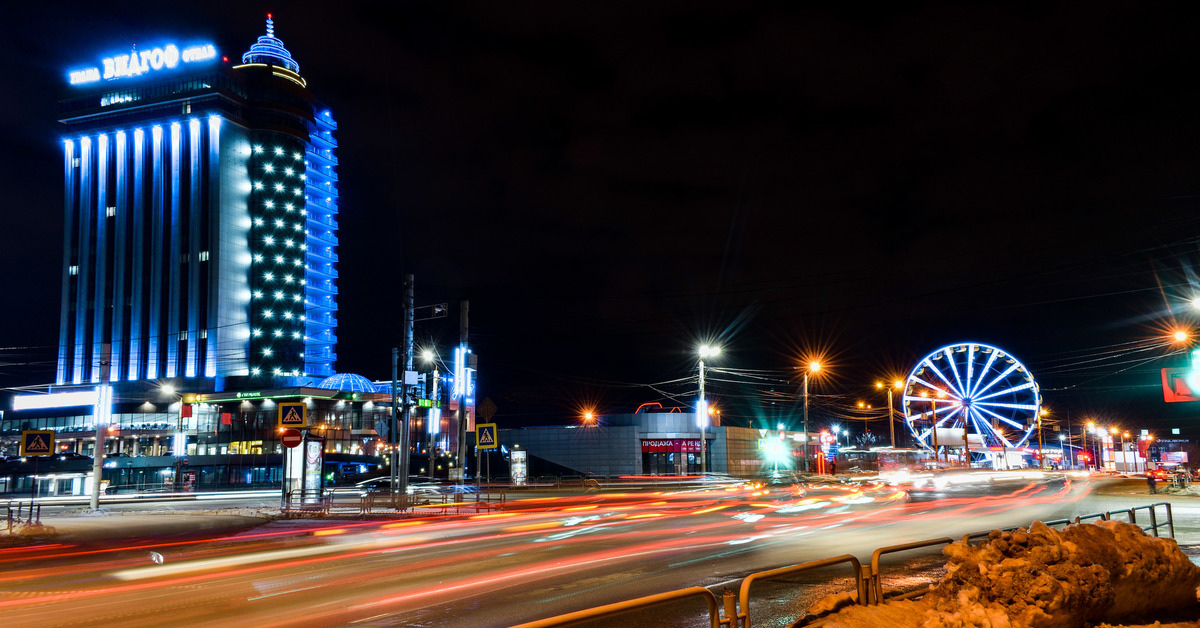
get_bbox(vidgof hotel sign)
[68,42,218,85]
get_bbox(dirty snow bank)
[817,520,1200,627]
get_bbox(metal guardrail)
[736,554,862,628]
[509,586,721,628]
[516,502,1176,628]
[866,538,953,604]
[282,489,332,517]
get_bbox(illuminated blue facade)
[56,17,338,389]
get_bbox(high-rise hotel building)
[56,17,339,390]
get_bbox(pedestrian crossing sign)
[476,423,498,450]
[279,402,308,428]
[20,430,55,456]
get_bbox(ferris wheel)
[903,342,1041,453]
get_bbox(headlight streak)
[0,477,1088,626]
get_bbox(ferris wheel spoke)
[975,401,1038,412]
[921,358,959,395]
[968,350,1000,398]
[970,362,1021,400]
[973,404,1026,429]
[905,375,963,402]
[944,351,970,399]
[973,381,1035,402]
[965,346,976,396]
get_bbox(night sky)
[6,2,1200,437]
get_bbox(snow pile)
[816,520,1200,627]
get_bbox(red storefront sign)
[641,439,701,453]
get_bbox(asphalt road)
[0,475,1190,627]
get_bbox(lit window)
[69,265,79,276]
[106,206,116,217]
[198,251,209,261]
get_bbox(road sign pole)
[90,344,111,510]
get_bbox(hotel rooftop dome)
[242,14,300,74]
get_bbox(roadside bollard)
[722,588,738,627]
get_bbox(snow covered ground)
[813,520,1200,627]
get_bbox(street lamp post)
[803,362,820,475]
[1122,432,1131,473]
[1037,409,1047,471]
[698,345,720,474]
[876,380,902,448]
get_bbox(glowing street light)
[698,344,721,474]
[802,361,821,475]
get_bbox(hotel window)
[198,251,210,262]
[106,206,116,217]
[69,265,79,276]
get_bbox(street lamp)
[1122,431,1131,473]
[698,345,721,474]
[803,361,821,475]
[1037,408,1048,470]
[876,380,902,448]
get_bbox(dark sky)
[6,1,1200,435]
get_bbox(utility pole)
[390,347,399,499]
[400,274,414,496]
[89,343,111,510]
[457,300,469,484]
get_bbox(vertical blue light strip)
[111,131,127,382]
[91,134,109,384]
[165,122,182,378]
[74,135,92,385]
[57,139,75,385]
[186,118,202,378]
[146,125,163,380]
[129,128,145,380]
[204,116,221,378]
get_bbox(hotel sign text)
[69,43,218,86]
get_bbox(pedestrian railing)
[513,502,1175,628]
[3,501,41,533]
[282,489,332,517]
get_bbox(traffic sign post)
[281,428,303,448]
[278,402,308,428]
[476,423,498,450]
[20,430,54,456]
